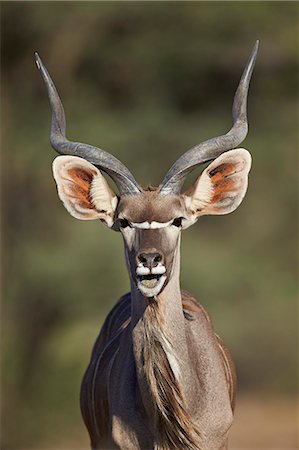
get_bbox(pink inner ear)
[67,167,97,210]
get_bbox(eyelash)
[172,217,183,227]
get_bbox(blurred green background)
[1,2,298,449]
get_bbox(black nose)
[137,252,163,270]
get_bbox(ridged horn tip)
[242,40,259,81]
[34,52,42,70]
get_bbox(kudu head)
[36,42,258,299]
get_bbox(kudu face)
[36,42,258,299]
[116,191,187,297]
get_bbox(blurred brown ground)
[48,396,298,450]
[230,395,297,449]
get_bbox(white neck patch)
[131,220,173,229]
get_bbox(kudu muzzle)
[130,228,174,298]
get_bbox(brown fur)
[182,290,236,409]
[117,190,188,224]
[80,291,236,449]
[216,335,237,411]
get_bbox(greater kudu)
[36,41,258,450]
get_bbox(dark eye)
[119,218,130,228]
[172,217,183,227]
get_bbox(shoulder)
[105,292,131,330]
[91,293,131,359]
[181,289,212,326]
[182,290,236,409]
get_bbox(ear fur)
[52,155,118,227]
[184,148,252,218]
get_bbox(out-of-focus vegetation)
[1,2,298,448]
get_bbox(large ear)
[52,155,118,227]
[183,149,252,218]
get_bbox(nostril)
[138,254,147,264]
[137,252,163,269]
[153,254,162,263]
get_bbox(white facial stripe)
[131,220,173,229]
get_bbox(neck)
[128,244,201,449]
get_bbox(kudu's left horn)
[160,41,259,195]
[35,53,141,196]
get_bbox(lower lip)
[137,275,166,297]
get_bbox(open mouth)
[137,273,166,297]
[138,274,162,288]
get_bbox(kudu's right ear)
[52,156,118,227]
[183,149,252,218]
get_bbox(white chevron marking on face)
[131,220,173,229]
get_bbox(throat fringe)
[142,302,202,450]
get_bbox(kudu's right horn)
[160,41,259,196]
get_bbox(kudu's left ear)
[183,149,252,217]
[52,156,118,227]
